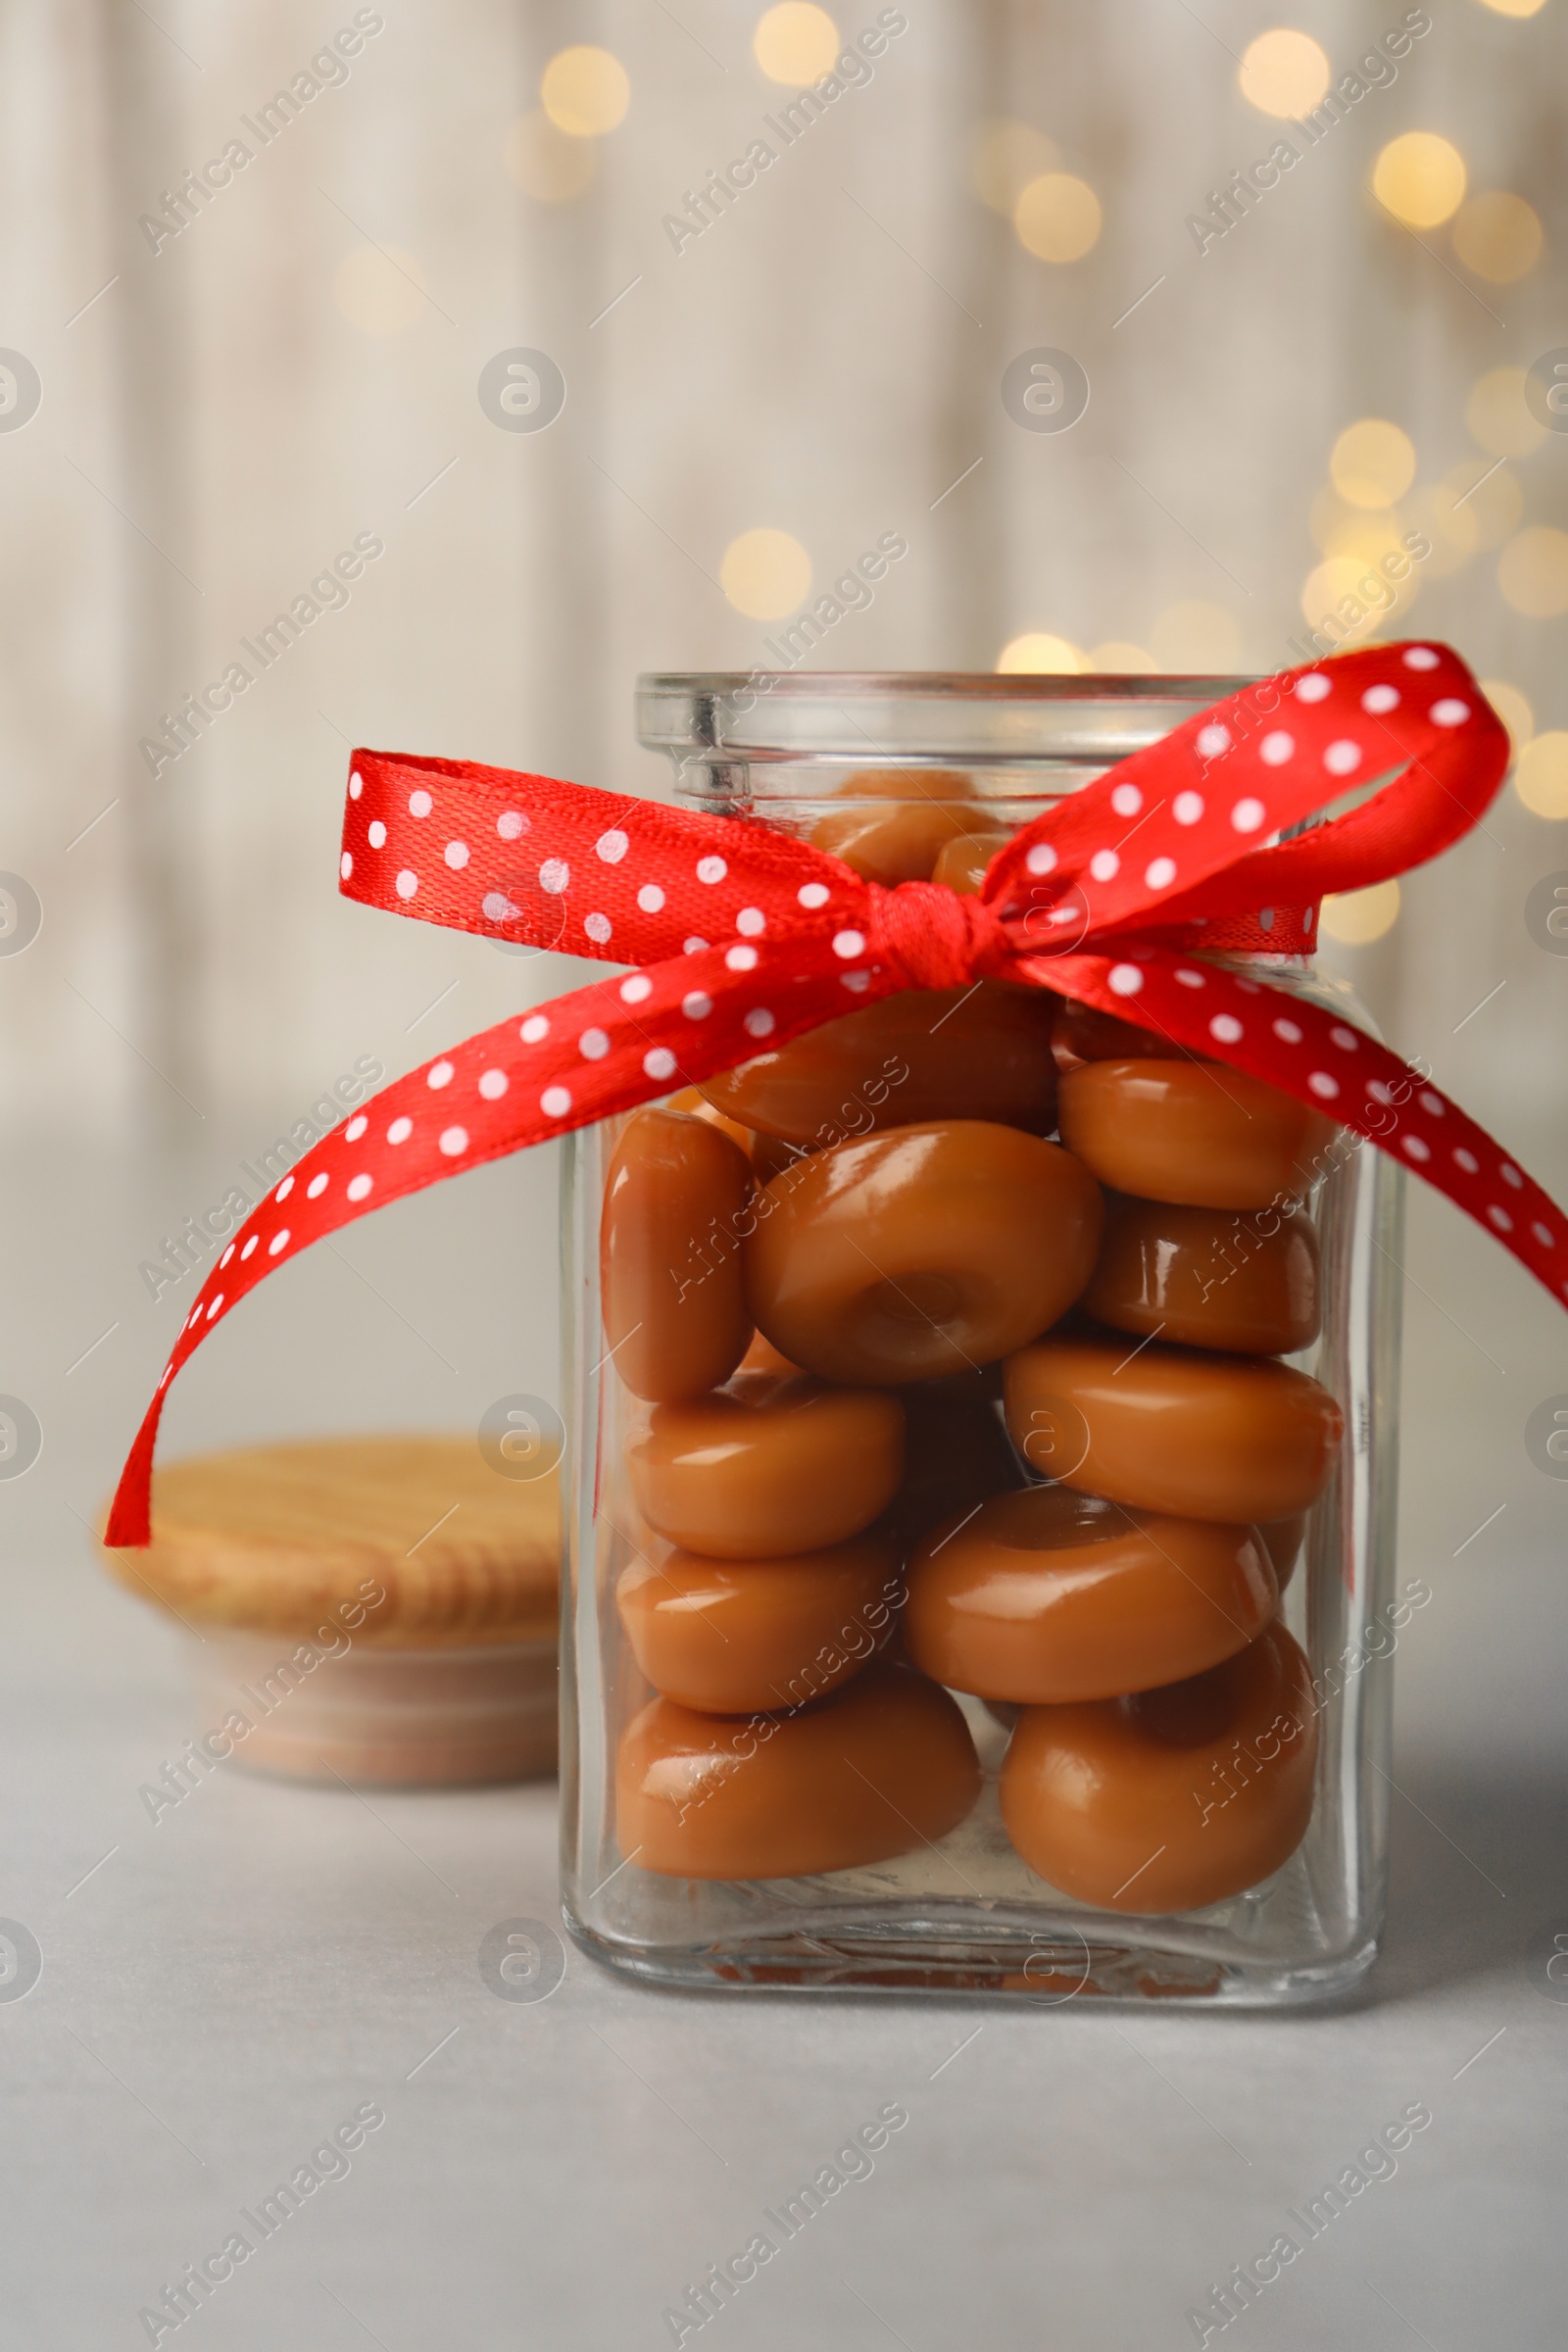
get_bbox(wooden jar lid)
[100,1436,560,1648]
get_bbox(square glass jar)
[560,673,1403,2005]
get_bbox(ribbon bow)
[107,641,1564,1546]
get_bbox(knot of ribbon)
[869,878,1011,991]
[106,640,1565,1548]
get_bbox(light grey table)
[4,1142,1565,2349]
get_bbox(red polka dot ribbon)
[107,641,1560,1546]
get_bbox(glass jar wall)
[560,674,1403,2005]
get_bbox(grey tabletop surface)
[4,1139,1566,2351]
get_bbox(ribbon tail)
[104,935,884,1546]
[1029,946,1568,1315]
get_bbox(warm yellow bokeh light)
[1515,734,1568,819]
[972,120,1058,215]
[721,528,811,618]
[540,45,630,136]
[1300,556,1418,643]
[1479,677,1534,756]
[1465,368,1547,460]
[1320,880,1401,946]
[1477,0,1547,17]
[1452,191,1543,282]
[1497,526,1568,618]
[1238,29,1332,118]
[1428,458,1521,554]
[334,244,427,334]
[1372,132,1466,228]
[997,633,1084,674]
[1013,173,1102,264]
[1088,640,1154,672]
[1150,601,1241,672]
[505,110,597,200]
[1330,418,1417,509]
[753,2,840,84]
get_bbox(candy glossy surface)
[1082,1195,1321,1354]
[616,1531,901,1713]
[931,828,1012,896]
[745,1122,1102,1385]
[628,1374,905,1558]
[601,1110,753,1403]
[809,767,977,885]
[699,983,1059,1145]
[1004,1333,1344,1521]
[1000,1624,1318,1911]
[1057,1059,1338,1209]
[906,1486,1277,1702]
[617,1659,982,1879]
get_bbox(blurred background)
[3,0,1566,1666]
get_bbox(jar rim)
[638,669,1256,775]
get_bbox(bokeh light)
[1479,677,1534,756]
[541,46,630,136]
[1465,366,1548,458]
[1430,458,1521,553]
[972,120,1058,215]
[997,634,1084,674]
[1150,601,1241,671]
[1514,734,1568,820]
[1320,881,1401,946]
[505,111,596,201]
[1237,29,1331,119]
[1088,641,1154,672]
[1452,191,1543,282]
[1299,557,1417,644]
[1372,132,1466,228]
[1330,418,1417,509]
[1497,527,1568,618]
[334,245,427,334]
[1013,173,1102,263]
[753,3,840,84]
[1477,0,1547,16]
[721,528,811,618]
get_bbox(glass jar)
[560,673,1403,2006]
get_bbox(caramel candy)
[931,829,1012,897]
[891,1367,1022,1549]
[1000,1624,1318,1912]
[905,1487,1277,1702]
[1082,1196,1321,1355]
[1004,1333,1343,1522]
[810,766,976,885]
[616,1531,901,1713]
[628,1374,904,1558]
[1057,1060,1337,1210]
[699,983,1059,1145]
[668,1089,800,1185]
[601,1110,753,1404]
[745,1122,1102,1386]
[617,1659,981,1879]
[1052,998,1186,1071]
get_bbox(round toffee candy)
[616,1659,981,1880]
[1004,1332,1344,1523]
[699,983,1059,1145]
[904,1486,1277,1703]
[1056,1059,1338,1210]
[1080,1195,1321,1355]
[616,1530,901,1714]
[744,1122,1102,1386]
[999,1623,1319,1912]
[931,828,1013,896]
[808,766,978,885]
[1051,998,1188,1072]
[627,1374,905,1559]
[601,1108,753,1403]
